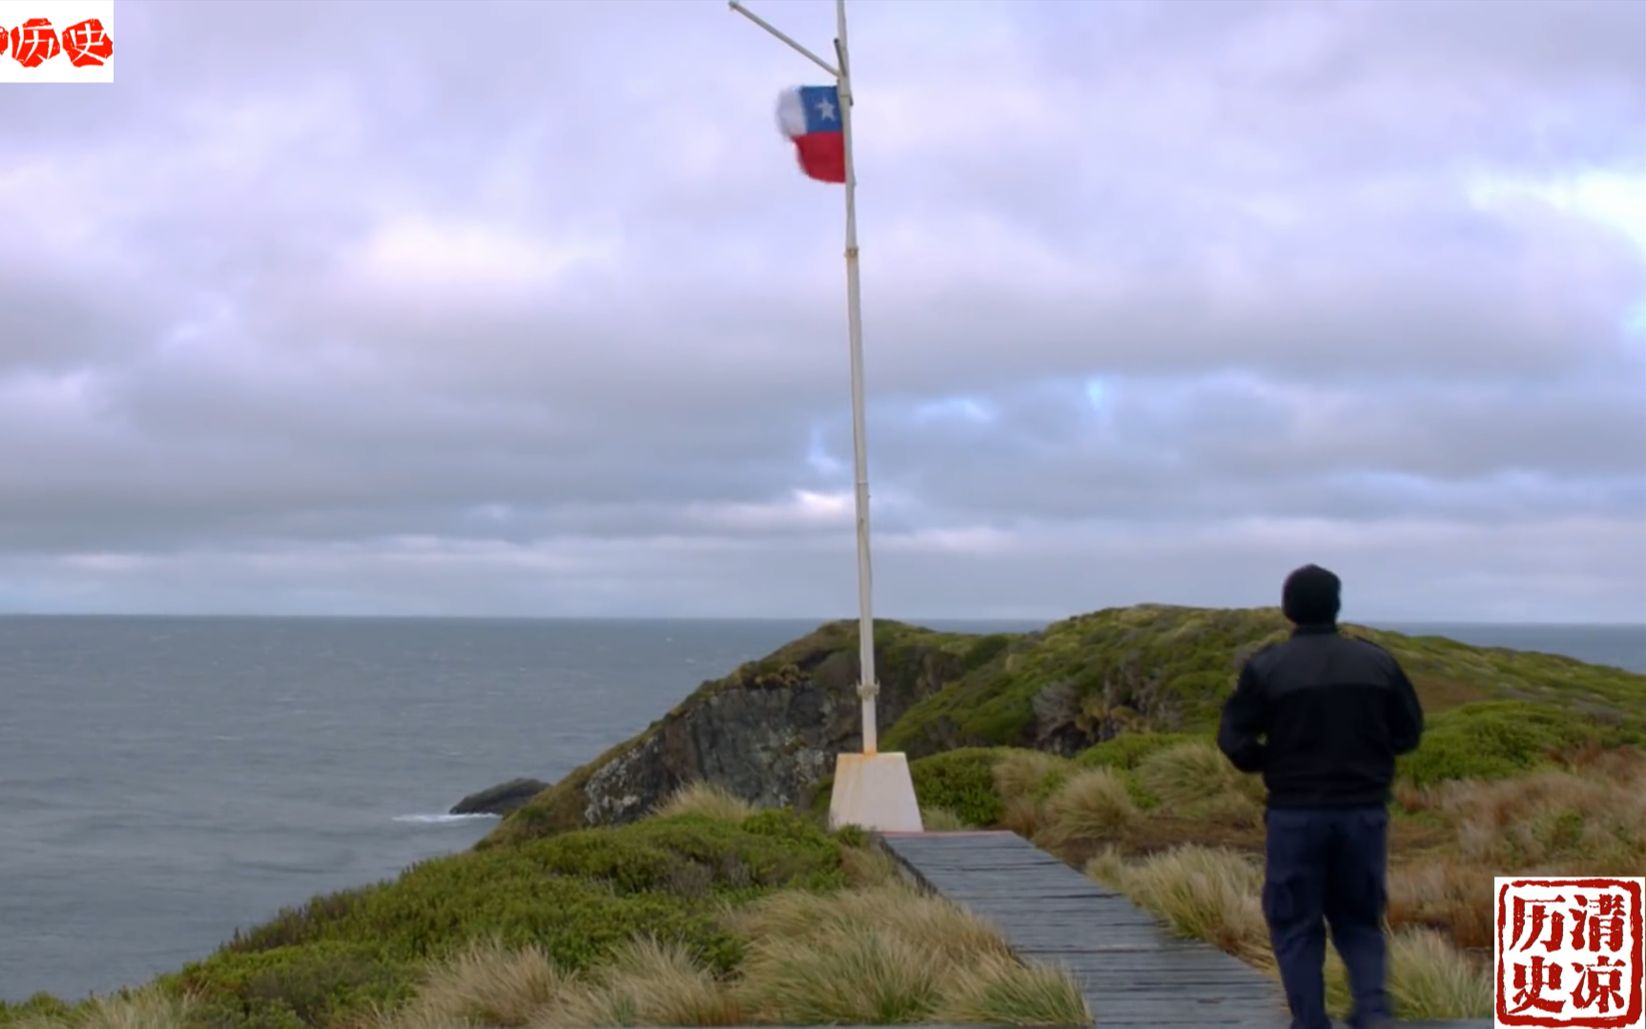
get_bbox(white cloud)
[0,0,1641,621]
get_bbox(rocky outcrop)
[472,604,1646,849]
[481,620,982,845]
[450,777,551,815]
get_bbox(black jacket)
[1217,624,1424,809]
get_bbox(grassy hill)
[494,604,1643,845]
[880,604,1644,755]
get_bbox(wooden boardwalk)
[879,830,1493,1029]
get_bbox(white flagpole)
[730,0,921,832]
[729,0,877,757]
[833,0,878,757]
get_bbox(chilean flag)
[777,85,845,184]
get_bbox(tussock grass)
[993,750,1070,803]
[1001,793,1047,839]
[1041,768,1137,844]
[1082,845,1127,890]
[919,806,971,832]
[372,883,1063,1029]
[360,1002,466,1029]
[653,782,756,823]
[737,928,943,1025]
[840,843,900,888]
[931,951,1092,1027]
[729,882,1090,1024]
[1439,767,1645,870]
[533,937,742,1028]
[730,883,1011,969]
[1090,844,1495,1020]
[394,937,569,1027]
[1136,742,1264,823]
[1388,858,1494,950]
[0,988,196,1029]
[1088,845,1269,966]
[1388,927,1492,1021]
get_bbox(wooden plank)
[877,831,1490,1029]
[879,831,1292,1027]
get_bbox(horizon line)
[0,609,1642,629]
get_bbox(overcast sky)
[1,0,1643,623]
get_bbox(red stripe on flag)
[793,133,845,184]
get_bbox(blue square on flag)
[777,85,845,183]
[798,85,842,134]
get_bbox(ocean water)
[1,616,1641,1003]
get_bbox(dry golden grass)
[1041,768,1137,845]
[653,781,756,822]
[1192,790,1264,829]
[931,951,1093,1027]
[356,1005,459,1029]
[390,937,570,1027]
[919,806,971,832]
[1388,927,1492,1020]
[840,842,901,888]
[1387,858,1494,950]
[1002,793,1047,839]
[736,927,944,1025]
[367,882,1059,1029]
[532,937,742,1028]
[1137,742,1265,817]
[1437,767,1645,871]
[1082,845,1128,890]
[994,750,1071,803]
[1101,845,1271,966]
[1089,843,1496,1020]
[4,989,196,1029]
[729,881,1091,1024]
[730,882,1012,969]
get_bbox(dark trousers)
[1262,806,1391,1029]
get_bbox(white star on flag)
[815,96,837,121]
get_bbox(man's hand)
[1218,662,1268,773]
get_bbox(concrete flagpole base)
[827,752,924,833]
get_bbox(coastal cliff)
[478,619,998,843]
[476,605,1646,846]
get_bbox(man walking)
[1218,564,1425,1029]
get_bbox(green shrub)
[909,748,1007,827]
[0,994,73,1026]
[1075,731,1204,771]
[140,812,854,1027]
[170,940,412,1028]
[212,814,847,1006]
[831,824,869,848]
[1399,701,1640,787]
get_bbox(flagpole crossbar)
[728,1,840,78]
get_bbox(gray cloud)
[0,0,1642,620]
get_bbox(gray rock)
[450,777,550,815]
[477,620,974,837]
